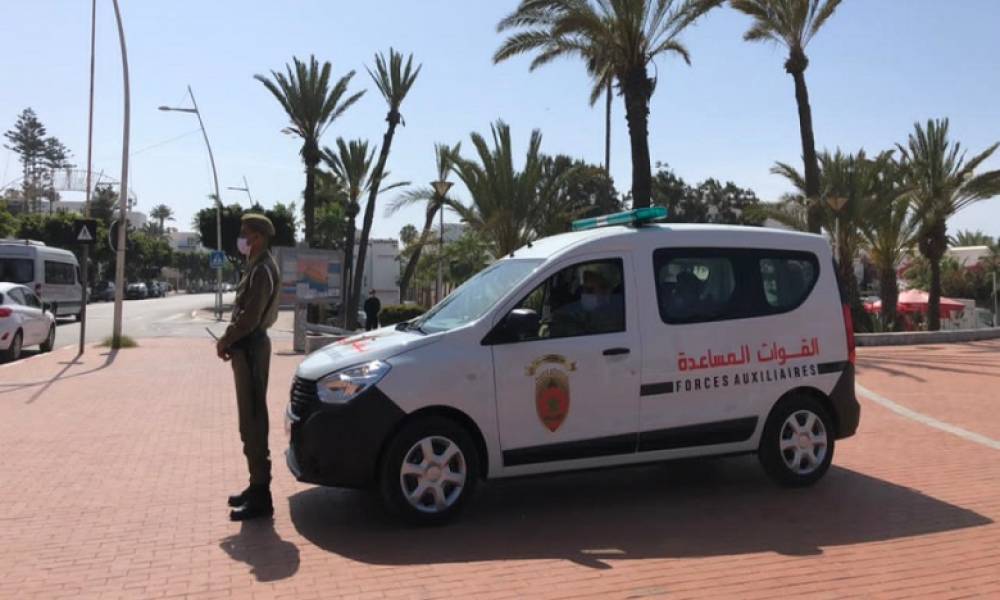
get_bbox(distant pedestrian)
[215,214,281,521]
[364,289,381,331]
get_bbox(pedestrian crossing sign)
[73,219,98,245]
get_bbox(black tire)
[758,395,835,487]
[378,416,480,526]
[40,325,56,352]
[2,330,23,363]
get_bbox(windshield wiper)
[396,320,428,334]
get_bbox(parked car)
[145,281,164,298]
[0,282,57,362]
[92,281,116,302]
[125,282,148,300]
[1,239,83,321]
[286,208,860,524]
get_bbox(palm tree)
[347,49,422,327]
[773,149,874,323]
[731,0,843,233]
[449,120,573,256]
[950,229,994,247]
[255,55,365,246]
[494,0,722,208]
[149,204,174,235]
[385,142,461,302]
[898,118,1000,330]
[857,155,916,330]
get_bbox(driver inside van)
[546,269,622,337]
[668,271,702,319]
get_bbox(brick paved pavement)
[1,339,997,599]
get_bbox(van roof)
[507,223,827,261]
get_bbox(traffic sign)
[210,250,226,269]
[73,219,98,245]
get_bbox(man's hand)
[216,339,231,361]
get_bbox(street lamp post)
[110,0,131,347]
[430,180,453,304]
[227,175,253,205]
[826,196,848,259]
[159,86,223,320]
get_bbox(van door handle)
[602,347,630,356]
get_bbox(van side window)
[655,253,737,323]
[654,248,820,324]
[44,261,76,285]
[505,258,625,342]
[760,257,817,311]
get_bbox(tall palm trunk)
[837,224,863,329]
[622,67,652,208]
[399,206,437,302]
[927,257,942,331]
[303,158,318,246]
[786,50,821,234]
[919,220,948,331]
[878,264,899,330]
[604,79,612,176]
[348,117,399,328]
[342,204,358,324]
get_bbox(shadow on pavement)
[289,457,991,569]
[0,349,119,402]
[219,519,300,582]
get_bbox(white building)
[947,245,990,267]
[168,231,206,254]
[356,238,401,306]
[51,199,147,230]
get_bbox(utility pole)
[79,0,97,355]
[430,180,453,304]
[110,0,131,347]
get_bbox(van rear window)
[0,258,34,284]
[653,248,820,324]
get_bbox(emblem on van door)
[526,355,576,432]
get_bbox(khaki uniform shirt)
[219,250,281,348]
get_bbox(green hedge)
[380,304,426,326]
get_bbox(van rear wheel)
[759,396,834,487]
[378,416,479,526]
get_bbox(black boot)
[228,486,252,508]
[229,486,273,521]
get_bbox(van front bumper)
[285,381,406,489]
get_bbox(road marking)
[856,384,1000,450]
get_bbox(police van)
[0,240,82,320]
[286,208,860,524]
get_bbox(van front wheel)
[759,396,834,487]
[378,416,479,526]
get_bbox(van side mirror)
[482,308,540,345]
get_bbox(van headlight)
[316,360,391,405]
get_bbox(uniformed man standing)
[216,214,281,521]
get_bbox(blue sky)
[2,0,999,241]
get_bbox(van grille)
[290,377,318,414]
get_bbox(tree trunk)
[787,50,822,234]
[928,256,942,331]
[621,68,652,208]
[399,205,437,302]
[604,79,612,176]
[348,117,399,329]
[837,226,863,330]
[342,206,357,327]
[303,160,316,247]
[878,264,899,331]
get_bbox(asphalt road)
[53,292,237,348]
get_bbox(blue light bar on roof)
[571,206,668,231]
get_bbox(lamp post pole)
[159,86,223,320]
[227,175,253,205]
[110,0,131,347]
[430,180,453,304]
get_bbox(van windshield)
[411,259,543,334]
[0,258,34,284]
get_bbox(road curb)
[856,327,1000,346]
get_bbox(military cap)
[241,213,275,237]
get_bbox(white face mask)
[236,237,251,256]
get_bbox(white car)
[286,208,860,524]
[0,282,57,362]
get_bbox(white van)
[0,240,83,320]
[286,208,860,524]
